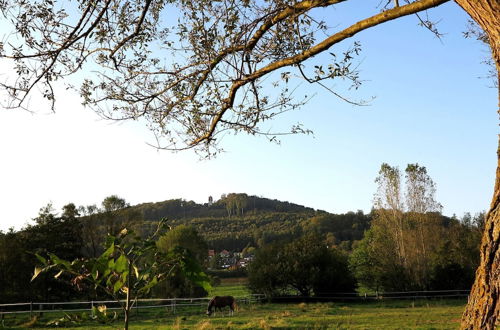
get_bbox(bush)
[248,234,355,297]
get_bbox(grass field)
[209,277,250,297]
[1,280,466,329]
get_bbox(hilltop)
[83,193,371,252]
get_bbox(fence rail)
[0,290,468,317]
[0,295,265,317]
[269,290,470,303]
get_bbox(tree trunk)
[124,262,132,330]
[457,0,500,328]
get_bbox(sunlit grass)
[2,282,465,329]
[209,277,249,297]
[5,298,465,329]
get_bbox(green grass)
[2,299,465,329]
[209,277,249,297]
[1,282,466,329]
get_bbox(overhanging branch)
[191,0,451,146]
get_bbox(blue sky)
[0,1,497,230]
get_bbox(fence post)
[135,297,139,316]
[30,302,33,318]
[173,299,176,314]
[91,301,94,317]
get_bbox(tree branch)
[191,0,451,146]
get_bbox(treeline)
[0,204,85,303]
[168,210,370,251]
[81,193,370,252]
[133,193,317,221]
[349,164,482,292]
[0,173,484,303]
[0,202,212,303]
[247,210,482,297]
[247,164,483,297]
[0,194,343,303]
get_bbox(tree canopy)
[0,0,450,156]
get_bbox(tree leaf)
[115,255,128,273]
[31,266,43,282]
[102,243,115,258]
[139,276,157,293]
[133,265,139,279]
[35,253,47,265]
[49,254,71,269]
[113,279,124,293]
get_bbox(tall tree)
[0,1,498,327]
[157,225,208,263]
[373,164,407,268]
[155,225,210,297]
[404,164,443,289]
[367,163,445,290]
[80,204,106,258]
[100,196,140,236]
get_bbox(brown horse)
[206,296,237,316]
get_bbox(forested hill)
[81,193,371,252]
[133,193,318,220]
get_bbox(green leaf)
[49,254,71,269]
[133,265,139,279]
[198,279,212,292]
[35,253,47,265]
[106,274,113,287]
[31,266,43,282]
[114,255,128,273]
[102,243,115,258]
[139,276,158,293]
[54,270,64,279]
[105,236,116,248]
[91,267,99,281]
[113,279,124,293]
[120,271,129,285]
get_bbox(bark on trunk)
[462,138,500,329]
[457,0,500,328]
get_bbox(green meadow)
[2,280,465,329]
[2,299,465,329]
[209,277,250,297]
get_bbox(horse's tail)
[231,298,238,312]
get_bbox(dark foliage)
[247,234,355,297]
[0,204,84,303]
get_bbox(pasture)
[1,299,466,329]
[209,277,250,297]
[1,280,466,329]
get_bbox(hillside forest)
[0,163,483,303]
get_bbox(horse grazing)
[206,296,237,316]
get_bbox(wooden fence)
[0,295,265,317]
[0,290,469,317]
